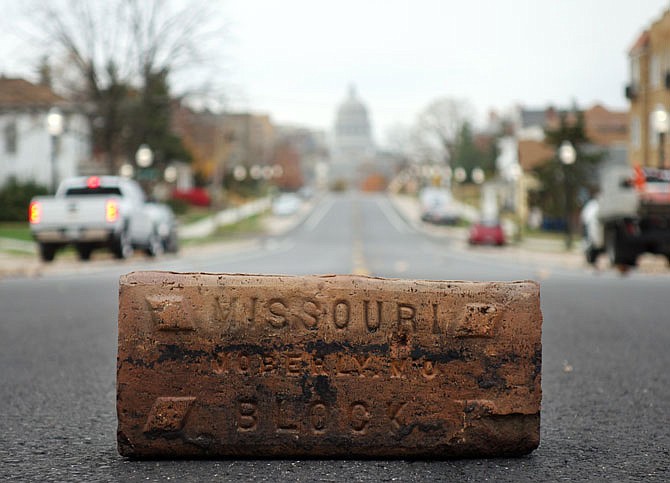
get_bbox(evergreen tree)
[127,68,190,167]
[451,122,497,181]
[531,109,603,221]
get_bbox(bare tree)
[384,122,413,158]
[22,0,228,172]
[412,97,475,165]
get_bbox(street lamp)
[508,163,523,242]
[261,165,274,180]
[135,144,154,168]
[134,144,154,195]
[272,164,284,179]
[558,140,576,165]
[233,165,248,181]
[653,104,669,169]
[559,140,577,250]
[471,167,485,185]
[250,165,263,180]
[119,163,135,178]
[164,165,178,183]
[453,167,467,183]
[46,107,64,193]
[453,166,467,199]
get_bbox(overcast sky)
[223,0,669,145]
[2,1,669,147]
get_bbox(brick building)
[514,104,627,171]
[222,113,276,172]
[626,8,670,167]
[171,102,276,183]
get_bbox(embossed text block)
[117,272,542,458]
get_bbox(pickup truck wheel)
[584,241,600,265]
[164,230,179,253]
[39,243,57,262]
[606,226,636,266]
[76,244,93,261]
[112,229,133,259]
[145,231,164,257]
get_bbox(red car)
[468,219,505,246]
[172,187,211,207]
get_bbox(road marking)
[376,198,410,234]
[352,239,370,275]
[535,268,552,280]
[304,196,334,231]
[351,199,371,275]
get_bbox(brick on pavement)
[117,272,542,458]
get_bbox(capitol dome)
[335,85,372,141]
[331,85,375,185]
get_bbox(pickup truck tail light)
[87,176,101,189]
[106,199,119,223]
[633,165,646,191]
[29,201,41,224]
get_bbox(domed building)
[331,85,375,186]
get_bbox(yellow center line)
[352,239,370,275]
[351,199,370,276]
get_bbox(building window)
[4,121,17,154]
[631,116,640,148]
[649,112,658,146]
[631,56,640,87]
[651,54,661,88]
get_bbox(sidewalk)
[389,194,669,275]
[178,197,272,239]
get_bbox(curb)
[387,193,669,274]
[0,196,320,280]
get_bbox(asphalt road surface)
[1,192,668,481]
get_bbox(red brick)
[117,272,542,458]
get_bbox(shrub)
[165,197,189,215]
[0,177,49,221]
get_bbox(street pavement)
[1,192,669,481]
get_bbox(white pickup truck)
[29,176,177,262]
[581,166,670,267]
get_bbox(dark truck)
[581,166,670,267]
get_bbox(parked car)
[29,175,177,261]
[172,187,211,207]
[468,218,505,246]
[419,187,460,225]
[272,193,302,216]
